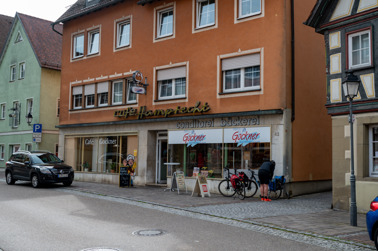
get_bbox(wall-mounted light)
[26,112,33,125]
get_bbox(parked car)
[5,150,74,188]
[367,196,378,249]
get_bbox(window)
[72,86,83,109]
[369,125,378,177]
[88,30,99,55]
[10,65,16,81]
[0,145,4,160]
[0,104,5,119]
[197,0,215,28]
[25,143,32,152]
[57,99,60,117]
[348,30,371,69]
[116,20,131,48]
[19,62,25,79]
[239,0,261,18]
[15,32,23,43]
[85,84,95,108]
[112,81,123,105]
[10,102,20,128]
[26,98,33,117]
[73,34,84,59]
[157,8,173,38]
[222,53,261,93]
[157,66,186,100]
[97,82,109,106]
[127,79,137,104]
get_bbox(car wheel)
[6,172,15,185]
[31,174,40,188]
[374,227,378,250]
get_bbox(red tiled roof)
[18,13,62,70]
[0,14,14,56]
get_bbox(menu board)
[119,166,131,187]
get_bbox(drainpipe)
[291,0,295,122]
[51,23,63,36]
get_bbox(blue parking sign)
[33,124,42,133]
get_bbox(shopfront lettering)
[85,138,117,145]
[220,117,259,127]
[232,130,261,146]
[176,117,259,129]
[183,132,206,147]
[114,101,210,120]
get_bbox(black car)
[5,150,74,188]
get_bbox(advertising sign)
[224,127,271,146]
[168,129,222,146]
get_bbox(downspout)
[291,0,295,122]
[51,23,63,36]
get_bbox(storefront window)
[71,135,138,174]
[167,127,271,179]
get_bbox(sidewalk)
[63,181,375,249]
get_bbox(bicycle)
[218,167,245,200]
[268,175,289,200]
[243,169,259,198]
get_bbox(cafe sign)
[114,101,210,120]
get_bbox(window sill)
[154,97,186,102]
[362,176,378,181]
[348,65,374,72]
[219,88,261,95]
[238,11,262,20]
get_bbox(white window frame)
[157,8,174,38]
[116,19,131,49]
[26,98,33,117]
[126,79,137,104]
[86,94,95,108]
[239,0,261,19]
[10,65,16,82]
[112,81,123,105]
[19,62,25,79]
[0,144,4,160]
[369,125,378,177]
[73,33,84,59]
[88,30,100,55]
[222,53,261,93]
[73,94,82,109]
[11,101,20,128]
[158,78,186,100]
[97,82,109,107]
[0,103,5,120]
[348,29,372,69]
[196,0,216,28]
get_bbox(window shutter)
[84,84,95,95]
[73,86,83,95]
[157,66,186,81]
[222,53,260,71]
[97,82,109,93]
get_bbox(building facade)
[0,13,62,167]
[55,0,331,195]
[306,0,378,211]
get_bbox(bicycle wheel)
[268,188,282,200]
[235,180,246,200]
[218,179,236,197]
[245,180,258,198]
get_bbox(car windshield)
[30,153,62,164]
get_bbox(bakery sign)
[114,101,210,120]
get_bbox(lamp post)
[342,72,361,227]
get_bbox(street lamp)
[26,112,33,126]
[342,72,361,227]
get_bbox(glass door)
[156,136,167,184]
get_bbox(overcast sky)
[1,0,77,21]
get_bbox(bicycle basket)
[230,174,240,189]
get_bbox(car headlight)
[70,167,74,172]
[39,167,51,174]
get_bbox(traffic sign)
[33,124,42,133]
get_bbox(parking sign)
[33,124,42,133]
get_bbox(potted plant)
[110,163,117,173]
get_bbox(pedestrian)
[258,160,275,201]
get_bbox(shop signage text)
[85,138,117,145]
[176,116,259,129]
[183,132,206,147]
[231,129,261,146]
[114,101,210,120]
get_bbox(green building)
[0,13,62,167]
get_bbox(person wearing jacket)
[258,160,275,201]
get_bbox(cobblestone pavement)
[0,170,375,250]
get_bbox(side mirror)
[24,161,30,165]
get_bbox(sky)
[1,0,77,21]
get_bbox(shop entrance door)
[156,136,167,184]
